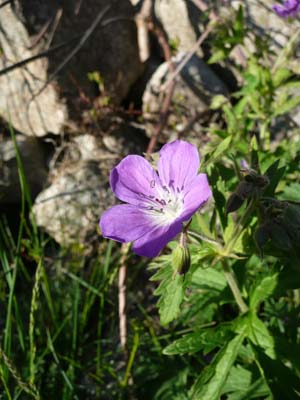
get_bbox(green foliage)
[208,6,246,64]
[191,328,247,400]
[249,273,278,310]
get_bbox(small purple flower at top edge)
[99,140,212,258]
[273,0,300,18]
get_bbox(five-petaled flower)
[100,140,212,257]
[273,0,300,18]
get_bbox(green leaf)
[163,332,204,356]
[248,314,275,359]
[263,159,285,197]
[163,326,231,356]
[210,94,228,110]
[156,274,184,325]
[222,366,270,400]
[191,328,247,400]
[280,183,300,202]
[191,267,227,293]
[273,67,292,87]
[223,105,237,133]
[150,257,185,325]
[208,49,227,64]
[274,96,300,116]
[233,5,244,34]
[222,365,252,394]
[149,257,173,282]
[212,136,232,161]
[227,378,270,400]
[233,96,248,117]
[249,273,278,310]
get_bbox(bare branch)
[0,36,79,76]
[160,24,214,92]
[146,22,176,156]
[119,243,130,352]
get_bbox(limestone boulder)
[33,160,114,245]
[154,0,203,54]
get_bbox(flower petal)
[132,222,182,257]
[158,140,200,189]
[100,204,153,243]
[179,174,212,221]
[110,155,161,205]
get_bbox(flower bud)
[172,243,191,276]
[226,181,253,213]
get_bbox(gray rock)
[154,0,203,54]
[142,52,228,140]
[0,135,47,203]
[0,5,67,137]
[33,160,114,245]
[0,0,142,137]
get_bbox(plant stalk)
[222,262,248,313]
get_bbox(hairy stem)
[222,261,248,314]
[224,199,256,256]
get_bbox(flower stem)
[187,229,222,247]
[222,261,248,313]
[224,199,256,256]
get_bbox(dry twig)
[0,36,79,77]
[135,0,152,62]
[146,22,176,156]
[160,24,214,93]
[119,243,130,352]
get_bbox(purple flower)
[273,0,300,18]
[100,140,212,257]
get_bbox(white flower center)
[140,180,185,226]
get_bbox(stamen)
[141,179,185,225]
